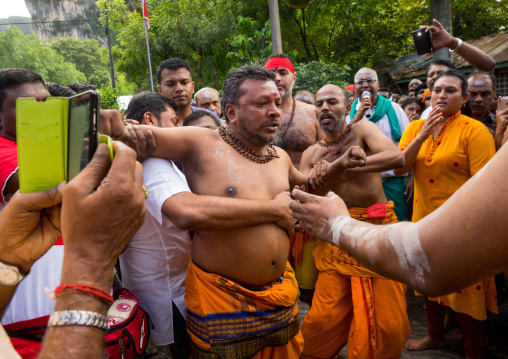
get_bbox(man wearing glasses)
[348,67,410,221]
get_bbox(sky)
[1,0,30,19]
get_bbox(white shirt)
[348,100,409,177]
[421,105,433,120]
[119,158,191,346]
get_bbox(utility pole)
[268,0,283,54]
[431,0,453,62]
[105,12,116,89]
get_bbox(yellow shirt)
[399,113,495,222]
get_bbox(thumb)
[70,144,111,194]
[292,188,312,203]
[326,191,338,198]
[13,181,66,212]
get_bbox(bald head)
[354,68,378,83]
[316,84,348,103]
[408,79,422,91]
[194,87,221,116]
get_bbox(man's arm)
[290,139,508,297]
[495,98,508,151]
[2,171,18,203]
[163,191,296,236]
[422,19,495,72]
[347,121,404,173]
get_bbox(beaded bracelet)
[53,284,114,305]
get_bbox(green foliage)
[0,16,32,35]
[452,0,508,40]
[98,86,120,110]
[293,61,350,94]
[52,37,110,89]
[0,27,86,84]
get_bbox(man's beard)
[239,121,275,147]
[320,112,345,133]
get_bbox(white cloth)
[119,158,191,346]
[2,245,64,325]
[347,100,409,177]
[421,105,432,120]
[0,325,21,359]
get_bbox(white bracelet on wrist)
[449,38,463,53]
[48,310,109,330]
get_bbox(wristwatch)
[0,261,28,286]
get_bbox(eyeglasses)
[355,79,377,85]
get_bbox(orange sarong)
[185,260,303,359]
[301,202,410,359]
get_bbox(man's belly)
[334,173,387,208]
[191,223,290,286]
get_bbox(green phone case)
[16,97,69,193]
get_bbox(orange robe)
[399,112,498,319]
[301,203,410,359]
[289,229,319,290]
[184,260,303,359]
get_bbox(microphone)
[362,91,372,118]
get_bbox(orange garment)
[301,203,410,359]
[184,260,303,359]
[288,229,317,267]
[399,112,498,319]
[289,229,319,290]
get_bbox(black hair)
[45,82,77,97]
[430,69,468,95]
[0,68,45,111]
[467,71,496,91]
[267,53,295,67]
[156,58,193,84]
[401,97,425,111]
[427,59,456,76]
[183,110,216,127]
[125,91,178,123]
[67,82,96,93]
[379,87,392,97]
[414,83,428,95]
[221,65,276,123]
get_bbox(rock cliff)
[24,0,106,45]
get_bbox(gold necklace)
[219,127,279,164]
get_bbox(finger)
[325,191,338,198]
[69,144,110,194]
[497,96,501,111]
[103,142,137,189]
[132,125,147,152]
[11,181,66,212]
[146,130,157,156]
[291,188,312,204]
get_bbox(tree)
[293,61,350,94]
[0,27,86,84]
[51,37,110,89]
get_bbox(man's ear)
[157,85,161,93]
[346,103,352,113]
[225,104,237,124]
[142,112,158,126]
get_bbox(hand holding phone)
[412,29,433,55]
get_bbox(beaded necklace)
[277,98,296,139]
[219,127,279,164]
[318,121,355,155]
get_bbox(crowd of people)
[1,18,508,359]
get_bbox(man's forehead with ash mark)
[260,80,280,96]
[354,68,378,82]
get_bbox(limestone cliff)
[24,0,106,45]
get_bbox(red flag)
[142,0,150,28]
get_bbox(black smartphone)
[67,90,101,180]
[412,29,433,55]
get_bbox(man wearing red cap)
[265,54,325,304]
[264,54,324,170]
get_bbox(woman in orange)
[394,70,497,359]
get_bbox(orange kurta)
[301,203,410,359]
[399,112,498,319]
[185,260,303,359]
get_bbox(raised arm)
[290,141,508,297]
[422,19,495,72]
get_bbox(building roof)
[387,31,508,83]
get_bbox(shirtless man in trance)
[298,84,410,359]
[264,54,324,170]
[105,66,359,359]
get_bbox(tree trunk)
[431,0,453,62]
